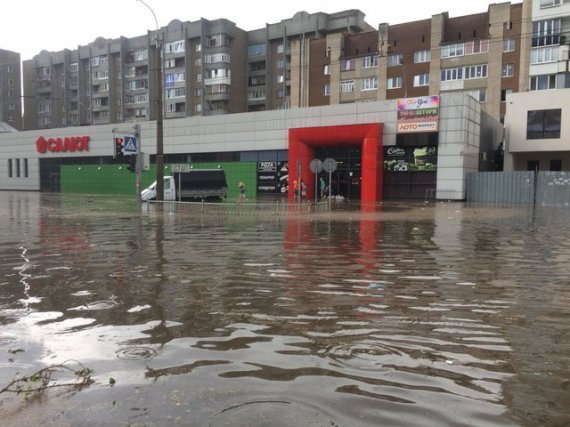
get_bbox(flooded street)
[0,192,569,426]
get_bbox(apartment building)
[302,3,524,125]
[20,10,369,130]
[22,18,248,130]
[525,0,570,90]
[502,0,570,171]
[0,49,22,130]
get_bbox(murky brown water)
[0,192,569,426]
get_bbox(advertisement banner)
[257,161,289,194]
[383,146,437,172]
[397,96,440,134]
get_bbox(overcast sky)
[2,0,504,60]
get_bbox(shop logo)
[36,136,90,154]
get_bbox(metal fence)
[144,199,330,216]
[466,171,570,206]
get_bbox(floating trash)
[70,290,93,297]
[127,304,151,313]
[68,300,119,311]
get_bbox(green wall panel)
[60,162,257,199]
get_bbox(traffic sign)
[171,163,191,173]
[123,135,138,155]
[323,158,338,173]
[309,159,323,174]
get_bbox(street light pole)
[136,0,164,201]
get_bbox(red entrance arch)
[288,123,384,203]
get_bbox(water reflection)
[0,192,568,426]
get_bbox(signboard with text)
[397,96,440,134]
[257,161,289,194]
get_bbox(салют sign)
[36,135,90,154]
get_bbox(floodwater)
[0,192,569,427]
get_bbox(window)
[340,80,355,93]
[387,76,402,89]
[464,39,489,55]
[413,50,431,63]
[441,42,464,58]
[205,52,231,63]
[466,88,487,103]
[341,59,353,71]
[195,104,202,113]
[361,77,378,91]
[550,159,562,171]
[501,88,513,102]
[530,74,557,90]
[276,59,284,69]
[362,55,378,68]
[195,43,201,52]
[134,49,148,61]
[277,75,284,83]
[465,65,488,79]
[503,39,515,52]
[502,64,514,78]
[166,88,186,99]
[165,40,185,53]
[248,43,266,57]
[70,63,79,72]
[441,67,463,81]
[99,82,109,92]
[23,159,28,178]
[413,74,430,87]
[540,0,570,7]
[531,47,558,64]
[248,88,265,100]
[276,44,284,54]
[16,159,20,178]
[532,19,561,47]
[323,65,331,75]
[164,72,186,87]
[8,159,12,178]
[324,84,331,96]
[195,88,202,97]
[387,54,403,67]
[42,66,51,76]
[527,109,562,139]
[196,73,202,82]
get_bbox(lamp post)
[136,0,164,201]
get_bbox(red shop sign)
[36,136,90,154]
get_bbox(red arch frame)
[288,123,384,203]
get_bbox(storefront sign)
[383,146,437,172]
[397,96,439,134]
[36,136,90,154]
[257,161,289,194]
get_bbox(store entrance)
[314,146,362,200]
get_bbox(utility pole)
[137,0,164,201]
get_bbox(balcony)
[204,77,231,86]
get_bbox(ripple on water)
[208,400,335,427]
[116,346,157,360]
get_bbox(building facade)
[504,88,570,171]
[0,48,22,130]
[0,94,485,201]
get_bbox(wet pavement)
[0,192,569,426]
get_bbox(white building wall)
[504,88,570,170]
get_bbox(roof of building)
[0,122,18,133]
